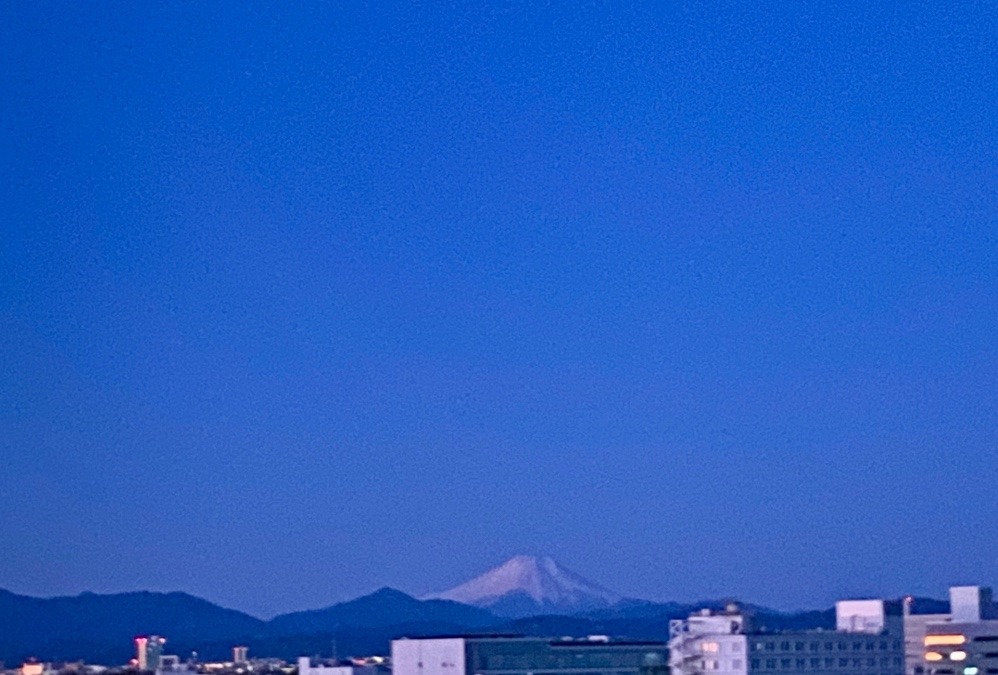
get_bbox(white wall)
[836,600,886,633]
[392,639,466,675]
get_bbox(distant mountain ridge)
[0,560,959,665]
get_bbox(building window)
[839,643,849,651]
[796,659,806,669]
[767,643,776,652]
[781,643,791,651]
[733,660,742,669]
[750,659,759,669]
[732,643,743,653]
[854,643,864,651]
[766,660,776,668]
[810,659,820,668]
[780,659,791,668]
[840,659,850,667]
[810,643,820,652]
[796,643,805,652]
[880,642,888,651]
[824,658,834,668]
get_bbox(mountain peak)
[423,555,621,616]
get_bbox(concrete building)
[669,606,751,675]
[391,635,667,675]
[913,586,998,675]
[669,600,905,675]
[155,655,196,675]
[234,649,249,666]
[297,657,385,675]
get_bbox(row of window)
[701,642,743,654]
[753,641,901,653]
[698,659,742,670]
[751,657,904,669]
[926,651,998,661]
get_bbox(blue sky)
[2,2,996,618]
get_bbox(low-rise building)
[669,599,905,675]
[391,635,667,675]
[297,657,385,675]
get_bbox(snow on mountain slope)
[422,555,622,615]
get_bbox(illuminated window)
[702,642,720,654]
[951,652,968,662]
[926,653,944,662]
[926,636,968,647]
[965,668,980,675]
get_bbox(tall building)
[669,600,905,675]
[135,636,167,671]
[136,639,149,671]
[392,635,667,675]
[234,648,249,665]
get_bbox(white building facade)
[669,600,905,675]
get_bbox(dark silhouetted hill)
[268,587,498,635]
[0,589,265,664]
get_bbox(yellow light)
[951,652,968,662]
[926,653,944,662]
[926,635,967,646]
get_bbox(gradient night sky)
[3,2,997,619]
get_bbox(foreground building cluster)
[666,586,998,675]
[668,599,904,675]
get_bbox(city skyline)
[5,3,997,620]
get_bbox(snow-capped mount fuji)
[422,555,624,617]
